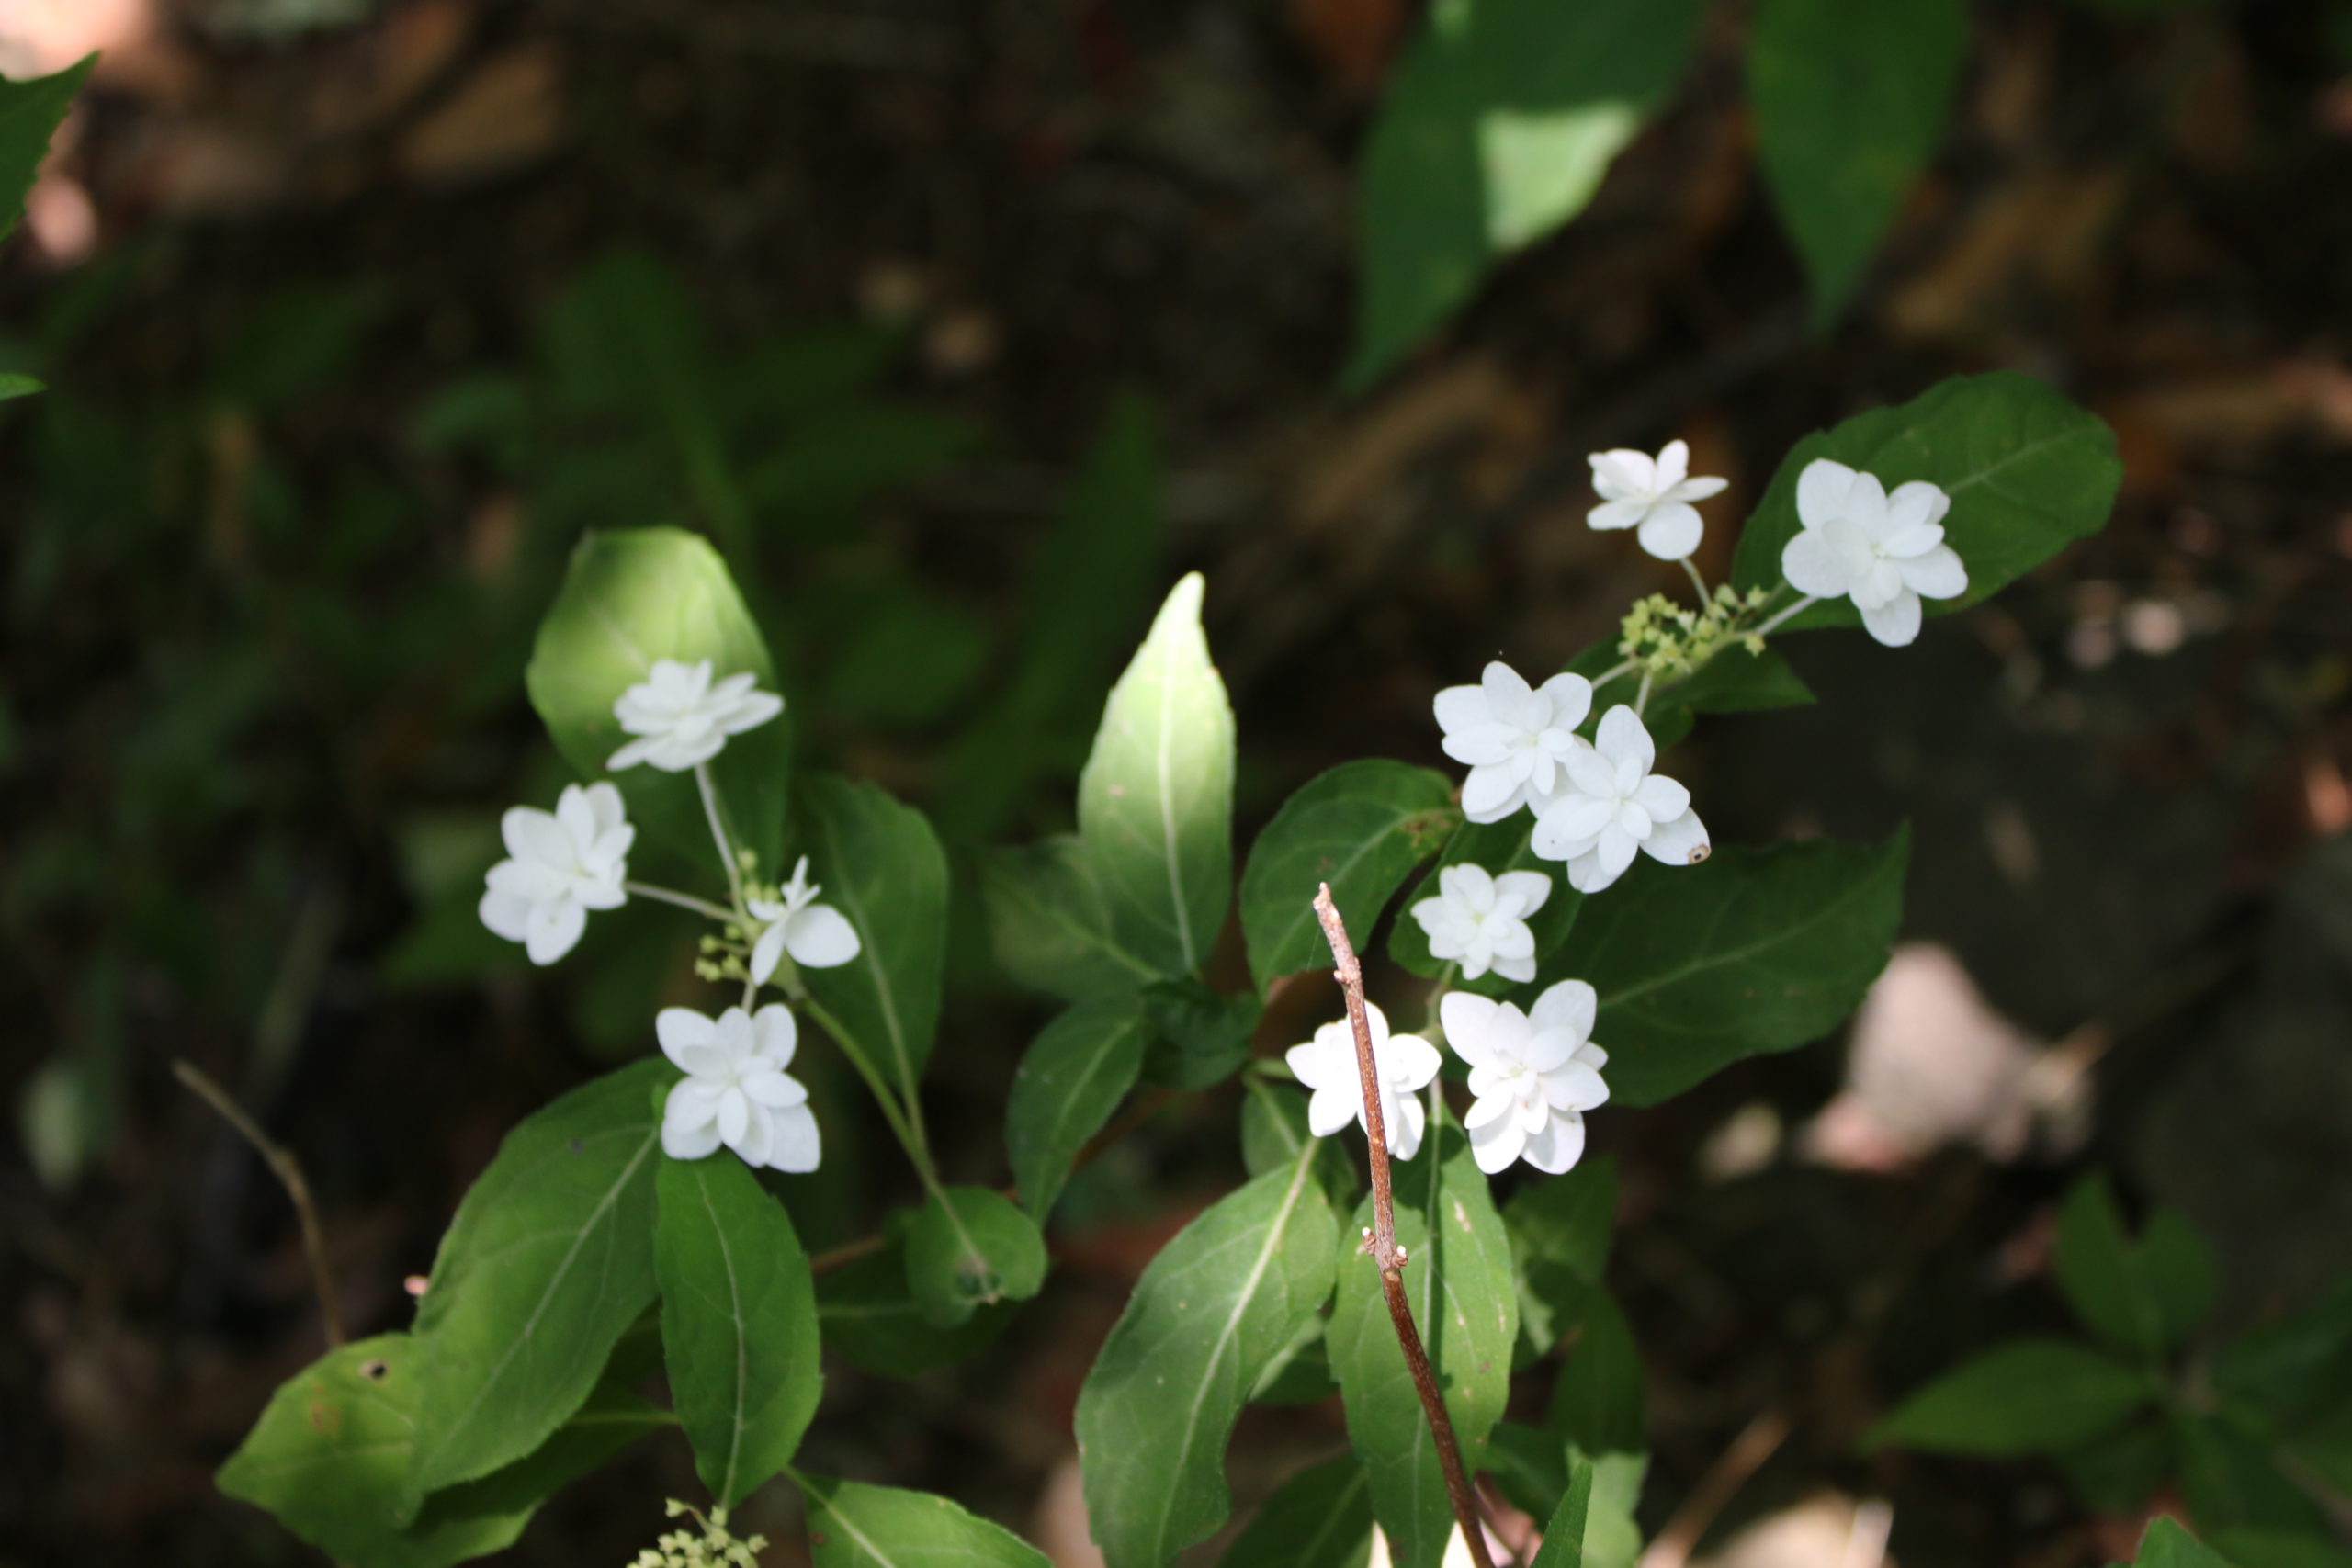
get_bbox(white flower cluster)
[478,659,859,1176]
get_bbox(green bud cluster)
[629,1500,767,1568]
[1617,584,1773,679]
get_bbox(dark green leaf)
[1077,573,1236,978]
[1639,644,1816,750]
[1508,1157,1618,1359]
[1140,977,1262,1090]
[1865,1338,2155,1456]
[2056,1419,2173,1516]
[905,1186,1048,1327]
[1218,1453,1373,1568]
[797,774,949,1108]
[815,1247,1012,1378]
[741,403,984,526]
[1547,1292,1645,1454]
[2210,1531,2352,1568]
[799,1474,1052,1568]
[2055,1172,2215,1356]
[1239,760,1457,991]
[1329,1118,1519,1568]
[1747,0,1969,319]
[1570,830,1908,1105]
[2132,1518,2238,1568]
[526,527,788,872]
[1240,1078,1358,1206]
[2177,1414,2332,1538]
[1530,1450,1595,1568]
[2214,1280,2352,1426]
[404,1060,671,1505]
[1729,372,2124,631]
[1008,996,1151,1219]
[1388,817,1581,996]
[1076,1141,1342,1568]
[654,1156,822,1508]
[981,837,1162,1001]
[0,55,94,243]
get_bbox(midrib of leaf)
[1151,649,1197,972]
[808,1487,900,1568]
[1257,801,1427,976]
[1151,1137,1323,1564]
[415,1123,659,1481]
[1002,874,1159,981]
[1938,424,2098,498]
[1029,1020,1140,1185]
[814,807,916,1104]
[1594,857,1890,1010]
[1295,1468,1371,1565]
[692,1166,752,1504]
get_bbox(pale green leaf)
[1008,995,1151,1219]
[906,1186,1048,1328]
[981,836,1161,1001]
[2133,1518,2240,1568]
[0,372,42,402]
[799,1474,1053,1568]
[797,773,949,1107]
[1866,1338,2155,1455]
[1218,1453,1373,1568]
[1239,760,1457,991]
[1529,1450,1594,1568]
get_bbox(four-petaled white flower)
[1434,662,1595,824]
[1286,1001,1443,1162]
[1779,459,1969,648]
[607,659,785,773]
[1441,982,1610,1175]
[1530,705,1708,894]
[659,1004,820,1171]
[479,783,634,964]
[1411,863,1554,984]
[1587,439,1729,561]
[747,856,863,984]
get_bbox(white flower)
[1284,1002,1443,1162]
[746,856,863,984]
[1434,661,1595,824]
[478,783,634,964]
[1530,705,1708,894]
[607,659,785,773]
[1411,863,1554,984]
[1779,459,1969,648]
[1441,982,1610,1175]
[1588,439,1729,561]
[658,1004,820,1171]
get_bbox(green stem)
[801,993,942,1198]
[1679,556,1708,600]
[624,880,735,921]
[694,761,748,918]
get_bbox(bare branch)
[174,1059,345,1348]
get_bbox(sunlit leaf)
[799,1474,1052,1568]
[1239,760,1457,991]
[797,773,949,1106]
[905,1186,1048,1327]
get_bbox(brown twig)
[1314,882,1498,1568]
[1634,1408,1791,1568]
[174,1059,345,1348]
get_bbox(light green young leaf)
[797,773,949,1106]
[815,1247,1013,1379]
[2132,1517,2240,1568]
[1865,1337,2155,1456]
[1078,573,1236,979]
[1729,372,2124,630]
[654,1156,823,1509]
[2054,1172,2216,1357]
[403,1060,671,1506]
[905,1186,1048,1328]
[220,1334,666,1568]
[1547,1292,1645,1455]
[1508,1156,1618,1359]
[526,527,788,872]
[1747,0,1969,320]
[1389,817,1582,995]
[798,1473,1053,1568]
[0,54,93,243]
[1008,995,1151,1219]
[981,836,1162,1001]
[1076,1140,1342,1568]
[1329,1116,1519,1568]
[1529,1450,1595,1568]
[1349,0,1707,388]
[1218,1453,1374,1568]
[1570,829,1907,1106]
[0,372,43,402]
[1239,760,1458,991]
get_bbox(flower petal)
[1441,721,1519,768]
[1594,705,1654,778]
[717,1087,749,1148]
[1521,1112,1586,1175]
[1587,499,1652,533]
[1635,502,1703,561]
[1495,870,1552,918]
[662,1093,724,1160]
[1306,1082,1359,1137]
[1536,672,1593,731]
[1633,774,1690,822]
[1794,458,1860,528]
[1860,590,1924,647]
[1441,991,1503,1068]
[1883,479,1951,536]
[1589,449,1656,500]
[502,806,571,868]
[525,898,587,964]
[1469,1112,1525,1174]
[1383,1031,1444,1091]
[1780,529,1852,599]
[719,689,785,735]
[1459,764,1525,824]
[1641,807,1712,867]
[1463,1089,1512,1131]
[1432,684,1489,735]
[1481,661,1536,726]
[1897,545,1968,601]
[1384,1093,1426,1162]
[785,905,862,968]
[657,1009,722,1076]
[749,922,787,986]
[1531,979,1597,1042]
[741,1066,810,1108]
[764,1105,822,1173]
[752,1003,798,1066]
[479,887,533,942]
[1545,1060,1611,1111]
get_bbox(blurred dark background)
[4,1,2351,1564]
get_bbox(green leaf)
[2177,1413,2332,1538]
[2133,1517,2241,1568]
[2054,1172,2215,1356]
[2056,1419,2173,1515]
[981,836,1162,1001]
[1218,1454,1374,1568]
[905,1186,1048,1327]
[1008,995,1152,1219]
[0,371,43,402]
[0,55,93,243]
[1239,760,1458,991]
[1076,1140,1342,1568]
[526,527,788,872]
[402,1060,670,1505]
[1488,1436,1646,1568]
[1747,0,1969,320]
[219,1335,666,1568]
[1140,976,1262,1090]
[1077,573,1236,978]
[1389,817,1581,995]
[1865,1338,2156,1456]
[1729,372,2124,630]
[2214,1280,2352,1425]
[2211,1531,2352,1568]
[1547,1292,1645,1455]
[1530,1450,1595,1568]
[654,1156,823,1509]
[814,1247,1012,1378]
[1329,1117,1519,1568]
[797,773,949,1107]
[799,1473,1053,1568]
[1570,830,1908,1105]
[1508,1157,1618,1359]
[1240,1079,1358,1208]
[1638,644,1816,750]
[1350,0,1708,387]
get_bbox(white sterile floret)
[1588,439,1729,561]
[1410,863,1554,984]
[1530,705,1708,894]
[479,782,634,964]
[607,659,785,773]
[1779,458,1969,648]
[1434,661,1595,824]
[658,1004,820,1171]
[1284,1001,1443,1161]
[746,856,863,984]
[1441,982,1610,1175]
